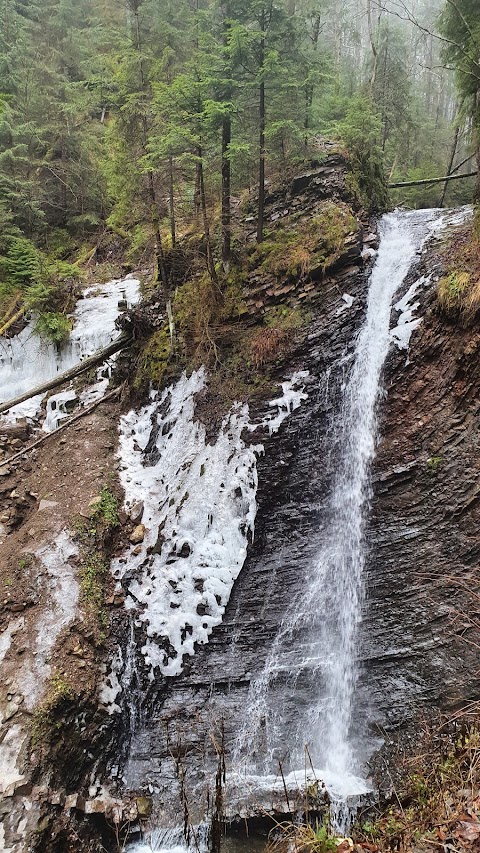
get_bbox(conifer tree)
[438,0,480,200]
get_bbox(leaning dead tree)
[389,170,478,188]
[2,386,122,468]
[0,333,131,416]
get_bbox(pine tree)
[438,0,480,200]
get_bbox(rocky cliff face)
[1,152,479,853]
[115,211,480,838]
[368,239,480,753]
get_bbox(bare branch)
[370,0,480,82]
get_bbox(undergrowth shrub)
[35,312,72,347]
[357,720,480,851]
[0,234,80,345]
[438,269,480,322]
[266,818,337,853]
[251,326,289,368]
[4,237,42,288]
[250,305,310,368]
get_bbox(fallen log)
[0,332,131,415]
[1,386,122,468]
[0,292,23,330]
[389,170,478,189]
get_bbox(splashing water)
[233,209,466,828]
[126,824,209,853]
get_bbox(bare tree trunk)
[147,166,169,297]
[380,31,389,152]
[130,0,169,300]
[0,334,131,416]
[4,387,122,468]
[194,161,201,224]
[221,1,232,272]
[367,0,378,91]
[304,13,321,147]
[440,113,461,208]
[221,114,231,270]
[475,93,480,204]
[389,171,477,188]
[169,153,176,248]
[257,6,266,244]
[197,145,219,289]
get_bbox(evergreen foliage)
[0,0,477,297]
[438,0,480,200]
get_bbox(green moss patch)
[31,675,75,746]
[74,485,120,643]
[135,326,172,387]
[437,224,480,323]
[251,201,358,279]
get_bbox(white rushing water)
[233,208,468,830]
[0,276,139,425]
[126,825,210,853]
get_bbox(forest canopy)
[0,0,478,300]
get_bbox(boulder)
[129,500,144,524]
[130,524,145,545]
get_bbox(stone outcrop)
[2,150,479,853]
[367,245,480,774]
[108,216,480,840]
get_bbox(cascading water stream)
[231,209,462,830]
[119,209,470,853]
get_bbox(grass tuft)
[265,818,338,853]
[438,225,480,323]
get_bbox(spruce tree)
[438,0,480,200]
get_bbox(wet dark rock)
[129,501,144,524]
[104,220,480,833]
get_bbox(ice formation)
[0,617,24,667]
[0,276,139,426]
[257,370,309,435]
[16,532,79,708]
[335,293,355,316]
[113,368,309,678]
[98,647,123,715]
[390,275,429,351]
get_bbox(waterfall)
[124,209,471,852]
[232,209,459,828]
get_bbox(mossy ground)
[133,195,347,399]
[31,674,75,747]
[251,202,358,279]
[74,485,120,644]
[437,215,480,323]
[134,285,311,416]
